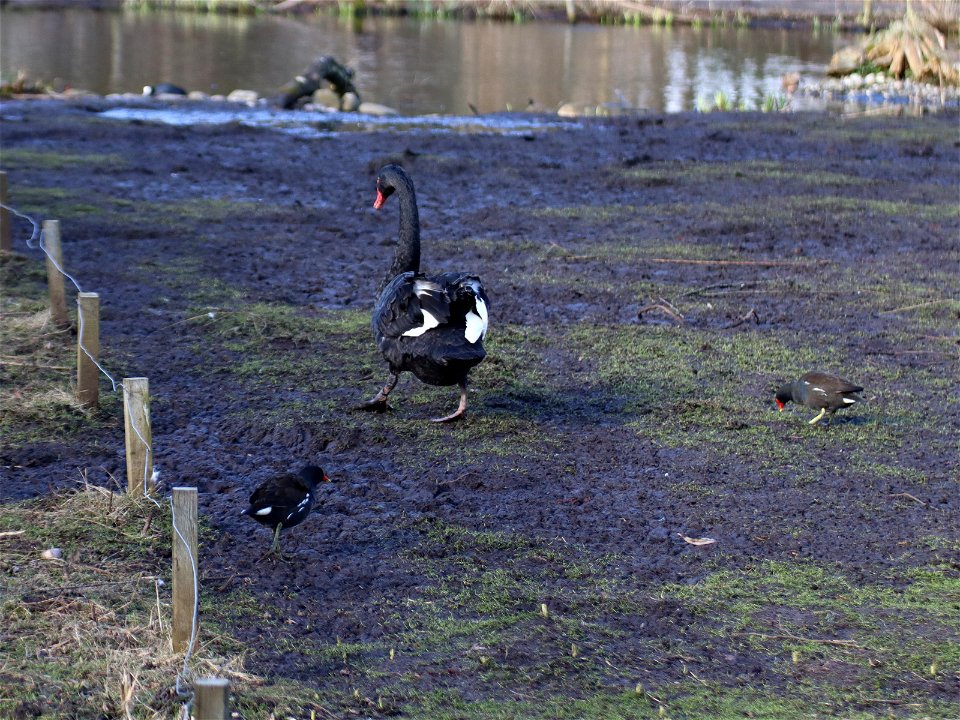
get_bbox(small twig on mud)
[0,530,26,538]
[215,573,238,593]
[434,472,474,487]
[736,631,863,648]
[645,257,826,267]
[16,578,158,598]
[864,347,959,363]
[889,492,927,506]
[0,359,72,370]
[722,308,760,329]
[681,281,764,298]
[638,297,684,326]
[879,299,952,315]
[141,309,241,337]
[547,241,595,261]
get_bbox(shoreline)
[2,0,954,31]
[3,78,958,119]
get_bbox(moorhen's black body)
[358,164,490,422]
[775,371,864,424]
[241,465,330,557]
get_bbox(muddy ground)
[1,98,959,718]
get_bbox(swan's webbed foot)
[356,373,398,413]
[431,383,469,424]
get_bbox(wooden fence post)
[172,487,198,654]
[42,220,69,326]
[194,677,230,720]
[76,292,100,408]
[123,378,153,496]
[0,171,11,252]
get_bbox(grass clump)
[0,253,118,447]
[660,560,960,714]
[0,488,177,719]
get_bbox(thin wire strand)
[4,201,195,705]
[2,202,160,507]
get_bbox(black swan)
[358,164,489,423]
[241,465,330,558]
[775,371,864,425]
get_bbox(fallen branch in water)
[638,298,684,326]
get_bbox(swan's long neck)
[380,171,420,293]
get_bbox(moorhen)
[357,164,490,423]
[241,465,330,558]
[775,371,864,424]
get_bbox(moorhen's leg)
[357,373,399,413]
[432,381,469,423]
[256,525,287,564]
[807,408,827,425]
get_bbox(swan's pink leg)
[432,382,468,423]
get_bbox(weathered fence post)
[42,220,68,326]
[76,292,100,408]
[123,378,153,496]
[194,677,230,720]
[0,171,11,252]
[172,487,198,654]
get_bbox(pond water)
[0,8,850,114]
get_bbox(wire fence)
[2,200,204,716]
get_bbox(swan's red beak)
[374,189,386,210]
[775,399,785,411]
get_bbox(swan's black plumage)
[359,164,489,422]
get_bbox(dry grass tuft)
[868,11,960,83]
[831,9,960,84]
[0,487,249,718]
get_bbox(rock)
[557,102,580,117]
[311,88,340,110]
[357,101,400,116]
[187,91,210,100]
[843,73,864,89]
[227,89,259,104]
[340,91,361,112]
[827,46,865,77]
[647,526,670,542]
[41,547,62,560]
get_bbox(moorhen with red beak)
[241,465,330,558]
[775,371,864,425]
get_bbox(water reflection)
[0,8,847,114]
